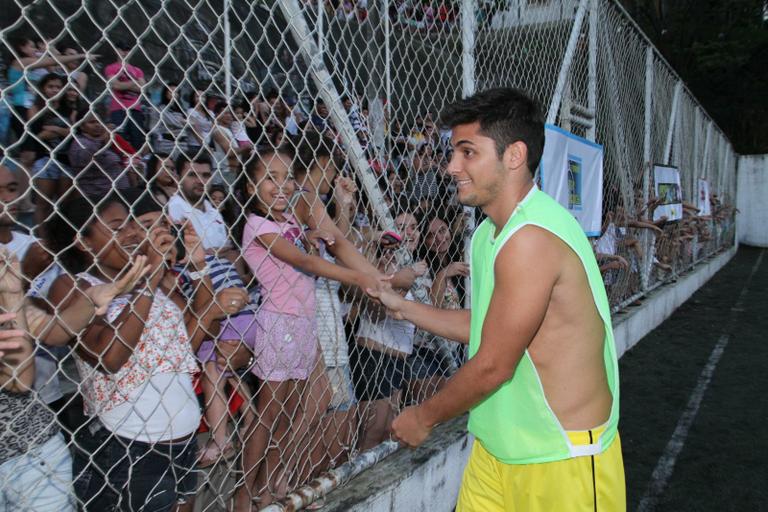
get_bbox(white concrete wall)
[737,154,768,247]
[323,246,737,512]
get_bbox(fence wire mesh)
[0,0,736,510]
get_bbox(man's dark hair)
[439,88,544,175]
[175,152,212,174]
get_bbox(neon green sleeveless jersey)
[467,185,620,464]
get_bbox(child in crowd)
[0,245,149,512]
[187,89,215,153]
[233,146,382,510]
[183,253,260,468]
[208,184,228,209]
[24,73,71,228]
[68,109,134,198]
[45,192,245,512]
[150,83,190,156]
[122,187,257,469]
[6,37,86,159]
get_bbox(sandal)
[197,439,237,468]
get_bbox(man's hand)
[391,406,432,448]
[355,272,394,298]
[365,283,407,320]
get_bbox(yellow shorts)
[457,428,626,512]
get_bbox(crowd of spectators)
[0,34,471,512]
[0,31,735,512]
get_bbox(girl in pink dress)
[235,147,380,509]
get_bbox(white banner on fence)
[539,124,604,236]
[697,178,711,216]
[653,164,683,222]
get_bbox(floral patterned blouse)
[74,273,199,415]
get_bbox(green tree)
[621,0,768,154]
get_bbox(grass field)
[621,246,767,511]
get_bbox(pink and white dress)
[242,213,319,382]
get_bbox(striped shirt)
[174,256,258,315]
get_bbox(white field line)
[636,250,764,512]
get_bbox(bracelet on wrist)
[134,288,153,299]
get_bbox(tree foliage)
[621,0,768,154]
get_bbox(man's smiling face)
[446,121,507,208]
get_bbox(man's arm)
[366,286,471,343]
[391,226,558,446]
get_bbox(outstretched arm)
[367,284,470,343]
[390,226,557,447]
[255,232,380,292]
[296,192,381,276]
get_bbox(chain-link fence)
[0,0,736,510]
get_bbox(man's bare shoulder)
[495,225,567,272]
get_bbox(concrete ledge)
[322,246,737,512]
[323,416,471,512]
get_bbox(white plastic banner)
[653,164,683,222]
[697,178,711,216]
[538,124,604,236]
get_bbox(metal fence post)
[277,0,396,232]
[461,0,477,97]
[546,0,589,126]
[641,46,654,292]
[223,0,232,102]
[663,82,682,164]
[586,0,598,142]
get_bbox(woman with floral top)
[45,192,246,512]
[0,245,148,512]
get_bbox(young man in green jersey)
[367,88,625,511]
